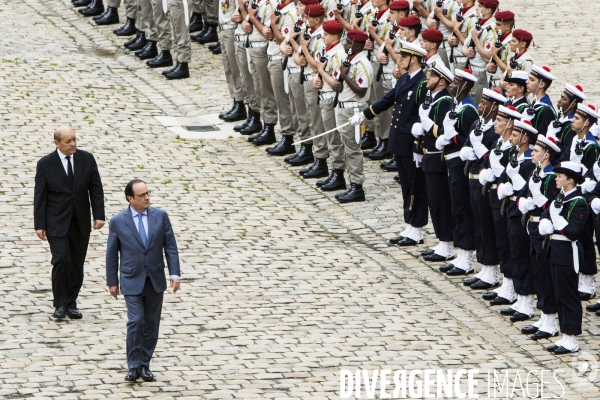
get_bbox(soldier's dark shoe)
[147,50,173,68]
[336,183,365,203]
[302,158,328,178]
[222,101,247,122]
[189,12,204,33]
[287,144,314,166]
[360,130,377,150]
[320,169,346,191]
[115,18,136,36]
[165,62,190,80]
[95,6,119,24]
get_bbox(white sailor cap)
[553,161,587,184]
[565,83,587,101]
[530,65,556,82]
[482,88,507,104]
[398,40,427,57]
[513,119,538,139]
[504,70,528,85]
[535,135,561,155]
[429,61,454,82]
[454,68,477,83]
[498,105,522,120]
[576,103,599,121]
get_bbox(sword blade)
[183,0,190,26]
[292,122,351,145]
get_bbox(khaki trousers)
[248,46,278,125]
[320,98,344,170]
[168,0,192,61]
[234,41,259,111]
[366,59,389,140]
[288,72,310,141]
[267,59,295,135]
[303,81,327,158]
[337,106,365,184]
[137,0,153,38]
[195,0,218,24]
[108,0,137,19]
[149,0,172,50]
[220,28,246,102]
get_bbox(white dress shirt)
[57,149,74,175]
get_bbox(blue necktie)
[137,214,147,247]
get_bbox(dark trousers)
[395,154,428,228]
[550,262,582,335]
[47,214,90,309]
[491,206,512,277]
[423,170,453,241]
[448,167,475,250]
[470,179,499,265]
[507,216,534,295]
[528,223,557,314]
[580,216,597,275]
[124,277,164,369]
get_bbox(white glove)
[350,112,365,126]
[593,162,600,181]
[419,105,434,131]
[546,123,561,142]
[592,198,600,214]
[412,122,424,137]
[506,162,520,179]
[570,142,584,163]
[497,182,514,200]
[436,136,451,150]
[581,178,597,194]
[413,152,423,167]
[460,146,477,161]
[469,128,484,146]
[529,175,543,196]
[479,168,495,185]
[442,114,458,140]
[490,151,505,177]
[532,190,548,208]
[472,143,489,158]
[517,197,536,214]
[538,218,554,235]
[549,202,568,230]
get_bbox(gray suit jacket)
[106,206,180,295]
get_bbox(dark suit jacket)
[106,206,181,295]
[363,70,427,156]
[34,149,105,237]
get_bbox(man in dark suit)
[34,126,105,320]
[106,179,181,382]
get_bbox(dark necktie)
[66,156,74,186]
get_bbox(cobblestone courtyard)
[2,0,600,398]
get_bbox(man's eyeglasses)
[134,191,152,198]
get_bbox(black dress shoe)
[316,170,334,187]
[253,124,276,146]
[140,366,155,382]
[463,277,480,286]
[470,280,498,290]
[521,325,539,334]
[287,144,314,166]
[321,169,346,191]
[66,308,82,319]
[366,139,392,160]
[531,330,558,340]
[586,302,600,312]
[239,110,262,135]
[208,42,220,51]
[219,101,236,119]
[222,101,247,122]
[446,267,473,276]
[336,183,366,203]
[136,41,158,60]
[162,63,178,76]
[125,368,140,382]
[73,0,92,7]
[389,236,404,245]
[79,0,104,16]
[127,32,147,51]
[421,249,434,256]
[191,19,209,41]
[546,344,559,352]
[580,291,596,301]
[211,44,221,55]
[482,291,498,300]
[267,135,295,156]
[248,125,266,142]
[124,30,142,47]
[302,158,328,178]
[500,307,517,315]
[114,18,137,36]
[95,6,119,24]
[53,306,66,319]
[360,130,377,150]
[147,50,173,68]
[490,296,514,306]
[393,174,400,183]
[423,253,454,262]
[439,263,454,273]
[396,237,424,246]
[510,312,532,322]
[189,12,204,33]
[363,139,382,156]
[165,61,190,80]
[299,156,317,175]
[554,346,577,355]
[380,159,397,172]
[192,24,218,43]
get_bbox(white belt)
[424,150,442,154]
[469,65,486,72]
[469,173,479,179]
[338,101,365,109]
[288,67,301,74]
[248,41,268,48]
[444,151,461,161]
[220,23,237,30]
[551,234,579,273]
[304,73,315,81]
[382,73,394,80]
[319,92,336,101]
[234,34,246,42]
[269,55,284,61]
[529,216,540,222]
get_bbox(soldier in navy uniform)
[522,65,557,137]
[517,135,561,340]
[460,88,507,287]
[496,119,538,322]
[539,162,589,355]
[352,41,428,246]
[411,62,456,261]
[584,161,600,315]
[546,83,587,150]
[503,70,528,111]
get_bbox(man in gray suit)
[106,179,181,382]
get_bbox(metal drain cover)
[184,125,220,132]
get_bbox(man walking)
[34,126,105,319]
[106,179,181,382]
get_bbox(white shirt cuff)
[170,275,180,280]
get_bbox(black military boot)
[287,144,314,166]
[247,124,266,142]
[95,6,119,24]
[363,139,382,156]
[193,24,219,44]
[380,159,397,172]
[147,50,173,68]
[252,124,276,146]
[73,0,92,7]
[208,42,220,51]
[302,157,328,179]
[162,62,178,76]
[336,183,366,203]
[316,170,335,187]
[114,18,136,36]
[189,12,204,33]
[267,135,295,156]
[360,130,377,150]
[136,41,158,60]
[79,0,104,16]
[222,101,247,122]
[93,8,108,20]
[366,138,392,160]
[191,17,209,40]
[240,110,262,135]
[165,61,190,80]
[219,101,236,119]
[211,43,221,55]
[127,31,147,51]
[234,106,253,132]
[320,169,346,191]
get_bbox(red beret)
[478,0,499,8]
[299,0,319,5]
[347,29,369,42]
[512,28,533,42]
[421,28,444,43]
[389,0,410,11]
[494,10,514,21]
[398,15,421,27]
[323,20,344,35]
[305,4,325,17]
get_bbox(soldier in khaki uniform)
[162,0,193,79]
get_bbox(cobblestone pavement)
[1,0,600,398]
